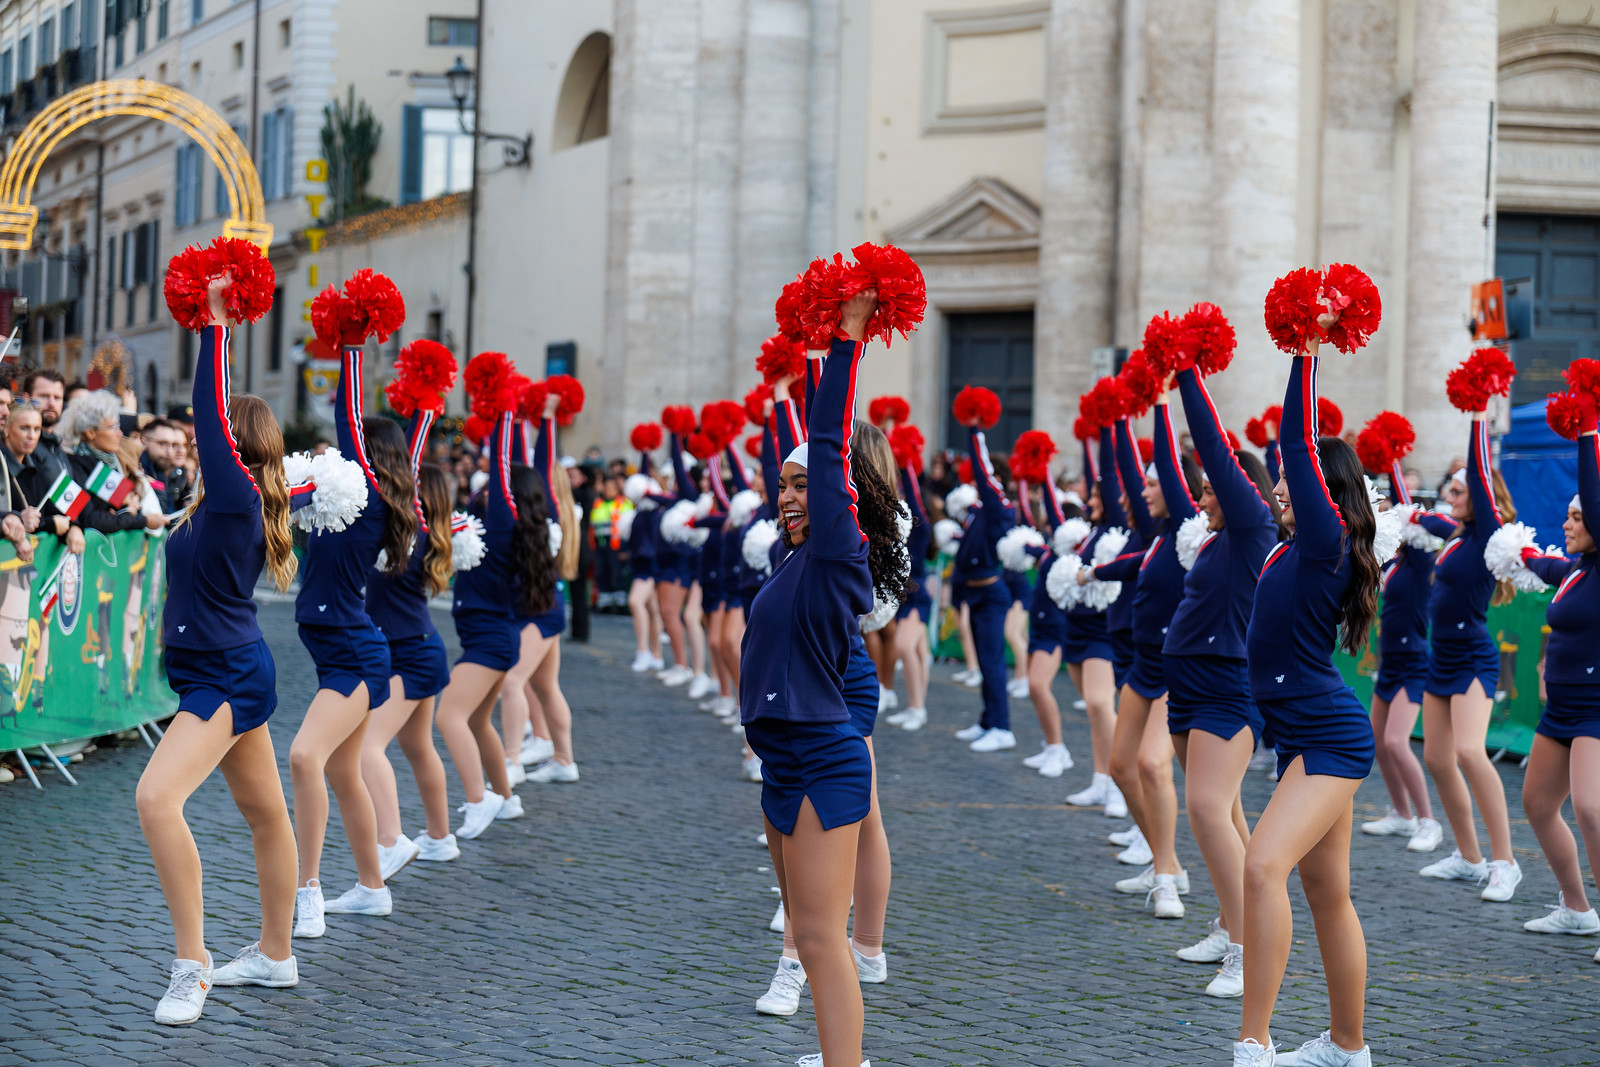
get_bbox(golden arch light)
[0,79,271,251]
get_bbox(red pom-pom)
[1142,311,1194,378]
[685,431,718,461]
[341,269,406,344]
[208,238,275,325]
[1011,430,1058,485]
[798,254,850,349]
[1265,264,1382,355]
[889,424,925,472]
[1224,429,1241,451]
[310,285,356,350]
[1072,415,1097,442]
[1563,358,1600,404]
[744,433,764,460]
[1137,438,1155,466]
[1317,397,1344,437]
[757,334,808,385]
[1320,264,1382,354]
[868,395,911,427]
[464,351,516,419]
[952,385,1001,430]
[1264,268,1326,355]
[744,383,774,425]
[775,278,806,344]
[699,401,745,451]
[1546,391,1599,441]
[1080,378,1127,429]
[1354,411,1416,473]
[1183,302,1236,376]
[631,423,664,452]
[1445,347,1517,413]
[843,243,927,347]
[1264,405,1283,432]
[544,374,586,425]
[1118,350,1164,418]
[516,377,547,422]
[662,405,697,437]
[956,459,974,485]
[462,414,492,445]
[1245,417,1269,449]
[163,245,216,331]
[386,339,458,418]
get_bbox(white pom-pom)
[661,499,709,547]
[934,518,963,555]
[283,451,311,487]
[1175,514,1213,572]
[1484,522,1552,593]
[469,469,489,497]
[1046,553,1082,609]
[288,448,370,533]
[695,492,714,520]
[1372,506,1405,566]
[743,518,779,576]
[1077,566,1122,611]
[1053,517,1092,558]
[1093,526,1129,567]
[1393,504,1445,552]
[547,518,563,557]
[998,525,1045,572]
[945,484,978,523]
[616,509,636,544]
[451,511,487,571]
[623,473,660,504]
[860,592,900,634]
[374,548,390,572]
[727,489,762,529]
[896,500,912,542]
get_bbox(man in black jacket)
[19,370,66,491]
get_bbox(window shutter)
[400,104,423,205]
[280,107,294,199]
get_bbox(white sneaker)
[1177,917,1231,962]
[1072,698,1087,711]
[1066,774,1109,807]
[1109,825,1143,848]
[880,685,899,711]
[769,900,786,933]
[756,832,768,847]
[853,943,887,984]
[528,760,580,784]
[211,942,299,987]
[630,649,654,672]
[898,707,927,731]
[1234,1039,1277,1066]
[1480,859,1523,902]
[951,668,974,683]
[1022,745,1051,768]
[1116,865,1190,894]
[377,833,420,880]
[713,695,738,718]
[1276,1031,1371,1066]
[495,794,525,819]
[1523,900,1600,935]
[756,956,807,1016]
[797,1058,871,1067]
[1117,837,1154,866]
[885,708,911,726]
[1147,874,1185,918]
[293,881,325,938]
[962,670,983,689]
[1419,849,1486,882]
[743,755,764,782]
[1360,807,1418,837]
[505,760,527,787]
[1038,745,1073,778]
[969,728,1016,752]
[954,723,985,742]
[1205,942,1244,997]
[456,793,505,839]
[648,655,665,671]
[1406,817,1443,852]
[324,882,392,916]
[661,664,693,687]
[414,832,461,862]
[519,735,555,765]
[1103,779,1128,818]
[153,953,213,1024]
[1007,677,1030,699]
[687,673,716,699]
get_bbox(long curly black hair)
[848,421,913,606]
[361,417,421,579]
[1316,436,1381,656]
[510,465,558,617]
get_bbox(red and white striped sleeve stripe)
[212,325,260,495]
[497,415,518,521]
[839,340,866,541]
[1470,419,1501,524]
[344,347,381,494]
[1390,460,1412,508]
[709,454,730,509]
[973,430,1010,507]
[1301,356,1344,531]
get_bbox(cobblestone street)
[2,602,1596,1066]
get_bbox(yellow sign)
[0,79,271,250]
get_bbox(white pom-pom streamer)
[1372,506,1405,567]
[860,592,900,634]
[469,469,489,497]
[661,499,709,547]
[451,511,487,571]
[623,473,661,505]
[1046,553,1082,610]
[1175,514,1213,572]
[547,518,563,557]
[998,525,1045,572]
[1484,522,1554,593]
[287,448,369,533]
[945,484,977,523]
[727,489,762,529]
[743,519,780,576]
[695,492,715,521]
[1093,527,1129,566]
[896,500,912,542]
[934,518,962,556]
[1053,517,1092,558]
[615,509,636,544]
[1392,504,1445,552]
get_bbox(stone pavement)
[1,602,1596,1066]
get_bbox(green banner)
[0,529,177,751]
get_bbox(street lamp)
[446,55,532,168]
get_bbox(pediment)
[885,177,1040,257]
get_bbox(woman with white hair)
[52,390,168,536]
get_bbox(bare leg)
[1137,695,1179,876]
[524,682,550,744]
[1371,692,1431,820]
[867,622,897,688]
[781,798,864,1067]
[435,663,505,804]
[323,710,384,888]
[685,582,707,677]
[895,612,928,710]
[723,606,745,694]
[628,578,655,654]
[1180,727,1255,935]
[393,696,451,839]
[528,639,574,764]
[957,603,978,675]
[1071,657,1117,775]
[1108,686,1153,831]
[658,580,689,669]
[218,724,298,961]
[851,738,891,955]
[1451,682,1513,862]
[289,685,381,887]
[1296,801,1368,1051]
[1523,734,1591,910]
[498,623,546,758]
[1005,602,1029,684]
[1571,738,1600,904]
[1029,649,1064,745]
[360,676,414,845]
[1422,692,1481,863]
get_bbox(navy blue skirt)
[1537,682,1600,745]
[1062,611,1114,665]
[520,598,566,640]
[1426,635,1499,698]
[1125,641,1168,700]
[388,630,451,701]
[1373,648,1427,706]
[631,554,658,581]
[844,641,879,738]
[896,580,933,622]
[1003,570,1030,607]
[950,579,969,609]
[299,621,391,708]
[745,717,872,834]
[165,638,277,735]
[454,609,521,672]
[1259,687,1374,780]
[1111,627,1135,689]
[1165,653,1262,745]
[1028,599,1067,657]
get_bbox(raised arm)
[1266,439,1281,486]
[806,337,869,560]
[533,411,558,500]
[1115,418,1152,532]
[724,446,752,493]
[901,464,927,527]
[1098,425,1127,529]
[193,325,261,513]
[774,396,805,458]
[1152,393,1198,522]
[1579,429,1600,543]
[1465,415,1504,542]
[1387,460,1411,507]
[1178,367,1270,527]
[335,345,381,497]
[487,412,518,534]
[708,454,731,511]
[669,432,694,502]
[406,410,433,521]
[1280,355,1345,559]
[759,409,782,521]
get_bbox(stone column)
[806,0,842,258]
[1404,0,1497,477]
[732,0,812,364]
[1208,0,1300,431]
[1034,0,1121,442]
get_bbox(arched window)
[552,32,610,151]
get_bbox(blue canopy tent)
[1500,399,1576,548]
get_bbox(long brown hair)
[178,394,296,591]
[417,463,454,597]
[361,417,421,579]
[549,462,581,582]
[1318,436,1381,656]
[1449,467,1519,606]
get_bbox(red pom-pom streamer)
[1354,411,1416,473]
[1245,417,1269,449]
[1118,350,1164,418]
[1265,264,1382,355]
[1265,405,1283,431]
[1183,302,1236,376]
[1547,390,1599,441]
[1080,378,1129,429]
[631,423,664,452]
[757,334,808,385]
[516,377,547,423]
[743,383,773,425]
[464,351,517,420]
[1137,438,1154,466]
[462,414,492,446]
[1564,357,1600,404]
[775,278,806,343]
[956,459,974,485]
[163,245,215,332]
[1320,264,1383,354]
[1224,429,1241,451]
[952,385,1001,430]
[798,244,928,349]
[1142,311,1194,378]
[798,255,850,349]
[889,424,925,473]
[1445,347,1517,413]
[868,395,911,427]
[700,401,746,451]
[1011,430,1058,485]
[342,269,406,344]
[163,238,276,331]
[1072,415,1097,442]
[685,431,718,462]
[1264,268,1324,354]
[744,433,764,460]
[1317,397,1344,437]
[544,374,585,426]
[662,405,697,437]
[385,339,458,418]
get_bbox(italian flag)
[44,469,88,520]
[38,559,64,620]
[85,462,134,508]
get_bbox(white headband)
[1451,467,1467,486]
[1572,494,1582,513]
[1145,464,1158,481]
[784,443,809,470]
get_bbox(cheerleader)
[137,278,299,1023]
[289,334,418,936]
[1013,436,1078,778]
[1418,395,1520,898]
[952,410,1019,752]
[697,446,738,711]
[1001,477,1033,703]
[1235,340,1379,1067]
[714,444,758,713]
[743,292,879,1067]
[661,430,709,694]
[887,429,932,731]
[623,445,665,672]
[1163,363,1282,994]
